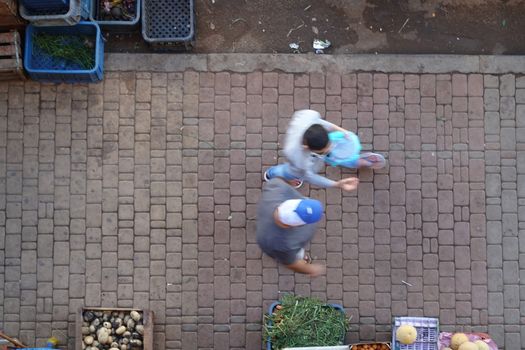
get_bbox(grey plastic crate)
[142,0,195,51]
[90,0,141,31]
[392,317,439,350]
[20,0,90,26]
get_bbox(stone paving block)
[468,74,484,96]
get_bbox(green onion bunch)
[263,294,350,349]
[33,33,95,70]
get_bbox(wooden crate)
[0,30,24,80]
[76,307,154,350]
[0,0,24,29]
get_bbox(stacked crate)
[19,0,103,82]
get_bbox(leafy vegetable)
[33,33,95,70]
[264,294,350,349]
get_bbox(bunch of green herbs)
[263,294,349,349]
[33,33,95,70]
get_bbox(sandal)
[358,152,386,169]
[287,178,304,189]
[303,252,313,264]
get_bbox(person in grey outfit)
[256,177,327,276]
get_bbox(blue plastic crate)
[20,0,91,26]
[24,22,104,83]
[90,0,141,31]
[392,317,439,350]
[21,0,69,12]
[266,301,347,350]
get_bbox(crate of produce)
[19,0,90,26]
[281,347,350,350]
[76,307,154,350]
[21,0,68,12]
[0,30,25,80]
[392,317,439,350]
[142,0,195,51]
[90,0,140,31]
[438,332,498,350]
[0,0,25,29]
[24,21,103,83]
[265,295,349,350]
[350,342,391,350]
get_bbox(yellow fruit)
[458,342,478,350]
[451,333,469,350]
[396,324,417,345]
[474,340,490,350]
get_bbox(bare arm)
[285,260,326,277]
[318,119,348,133]
[329,124,348,133]
[302,170,338,188]
[290,167,359,191]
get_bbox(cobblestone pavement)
[0,70,524,349]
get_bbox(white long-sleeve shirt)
[283,110,338,187]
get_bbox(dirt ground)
[106,0,525,54]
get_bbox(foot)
[287,179,304,188]
[307,263,326,277]
[358,152,386,169]
[303,252,313,264]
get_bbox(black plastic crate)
[141,0,194,51]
